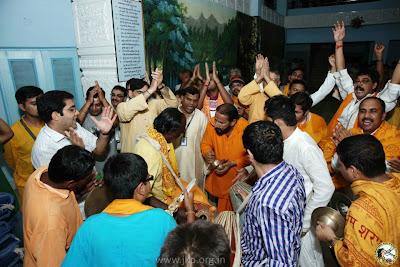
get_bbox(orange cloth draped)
[232,95,250,115]
[323,121,400,189]
[386,104,400,128]
[146,125,177,198]
[141,127,216,219]
[103,199,154,215]
[201,118,250,214]
[327,93,357,137]
[298,112,329,148]
[334,173,400,267]
[350,121,400,160]
[201,93,224,121]
[283,83,289,96]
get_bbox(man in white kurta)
[173,87,208,190]
[265,95,335,267]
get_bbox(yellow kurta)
[297,112,328,148]
[117,89,178,153]
[238,80,282,123]
[232,95,250,115]
[3,116,44,203]
[323,121,400,189]
[334,173,400,267]
[200,118,250,213]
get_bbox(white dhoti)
[298,230,324,267]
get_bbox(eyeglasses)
[143,175,154,184]
[111,93,125,98]
[354,79,371,85]
[63,107,77,113]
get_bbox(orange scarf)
[103,199,154,215]
[201,93,224,120]
[327,92,378,136]
[146,125,179,199]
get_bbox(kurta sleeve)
[237,80,260,106]
[33,229,69,267]
[3,137,16,169]
[152,88,179,115]
[116,94,149,122]
[200,122,214,157]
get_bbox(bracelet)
[158,85,165,90]
[336,45,343,50]
[216,82,221,85]
[185,211,195,215]
[100,131,110,135]
[203,84,209,87]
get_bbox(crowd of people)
[1,21,400,266]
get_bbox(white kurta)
[283,127,335,267]
[173,108,208,191]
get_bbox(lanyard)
[183,110,195,138]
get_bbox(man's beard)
[215,126,230,135]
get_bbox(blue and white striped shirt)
[241,161,306,267]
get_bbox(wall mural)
[143,0,285,88]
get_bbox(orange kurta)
[334,173,400,267]
[201,118,250,213]
[327,93,357,137]
[298,112,328,148]
[232,95,250,115]
[283,83,289,96]
[324,121,400,189]
[201,93,224,121]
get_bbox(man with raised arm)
[197,61,233,120]
[31,90,116,169]
[117,69,178,153]
[328,21,400,136]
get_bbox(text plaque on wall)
[111,0,145,82]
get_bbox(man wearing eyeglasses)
[110,85,127,151]
[31,90,117,170]
[76,83,118,174]
[328,21,400,136]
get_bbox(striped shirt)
[241,161,306,267]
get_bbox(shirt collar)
[34,166,70,199]
[253,161,285,193]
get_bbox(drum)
[84,185,114,218]
[229,182,252,227]
[214,211,239,266]
[193,202,212,221]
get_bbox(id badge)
[181,136,187,146]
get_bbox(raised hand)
[332,21,345,43]
[144,70,151,85]
[212,61,220,84]
[263,57,271,83]
[65,127,85,148]
[255,54,264,74]
[151,68,163,88]
[374,43,385,56]
[332,122,351,145]
[204,62,210,85]
[87,86,98,104]
[91,106,117,134]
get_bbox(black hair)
[15,86,43,105]
[112,85,128,97]
[290,91,313,112]
[270,68,281,77]
[174,89,186,97]
[216,103,239,122]
[264,95,297,126]
[289,79,307,91]
[86,86,105,99]
[154,108,185,135]
[48,145,95,183]
[289,68,304,76]
[37,90,74,123]
[336,135,386,178]
[126,78,149,92]
[242,121,283,164]
[158,220,230,267]
[181,69,193,77]
[103,153,148,199]
[360,96,385,112]
[356,68,380,85]
[181,86,200,97]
